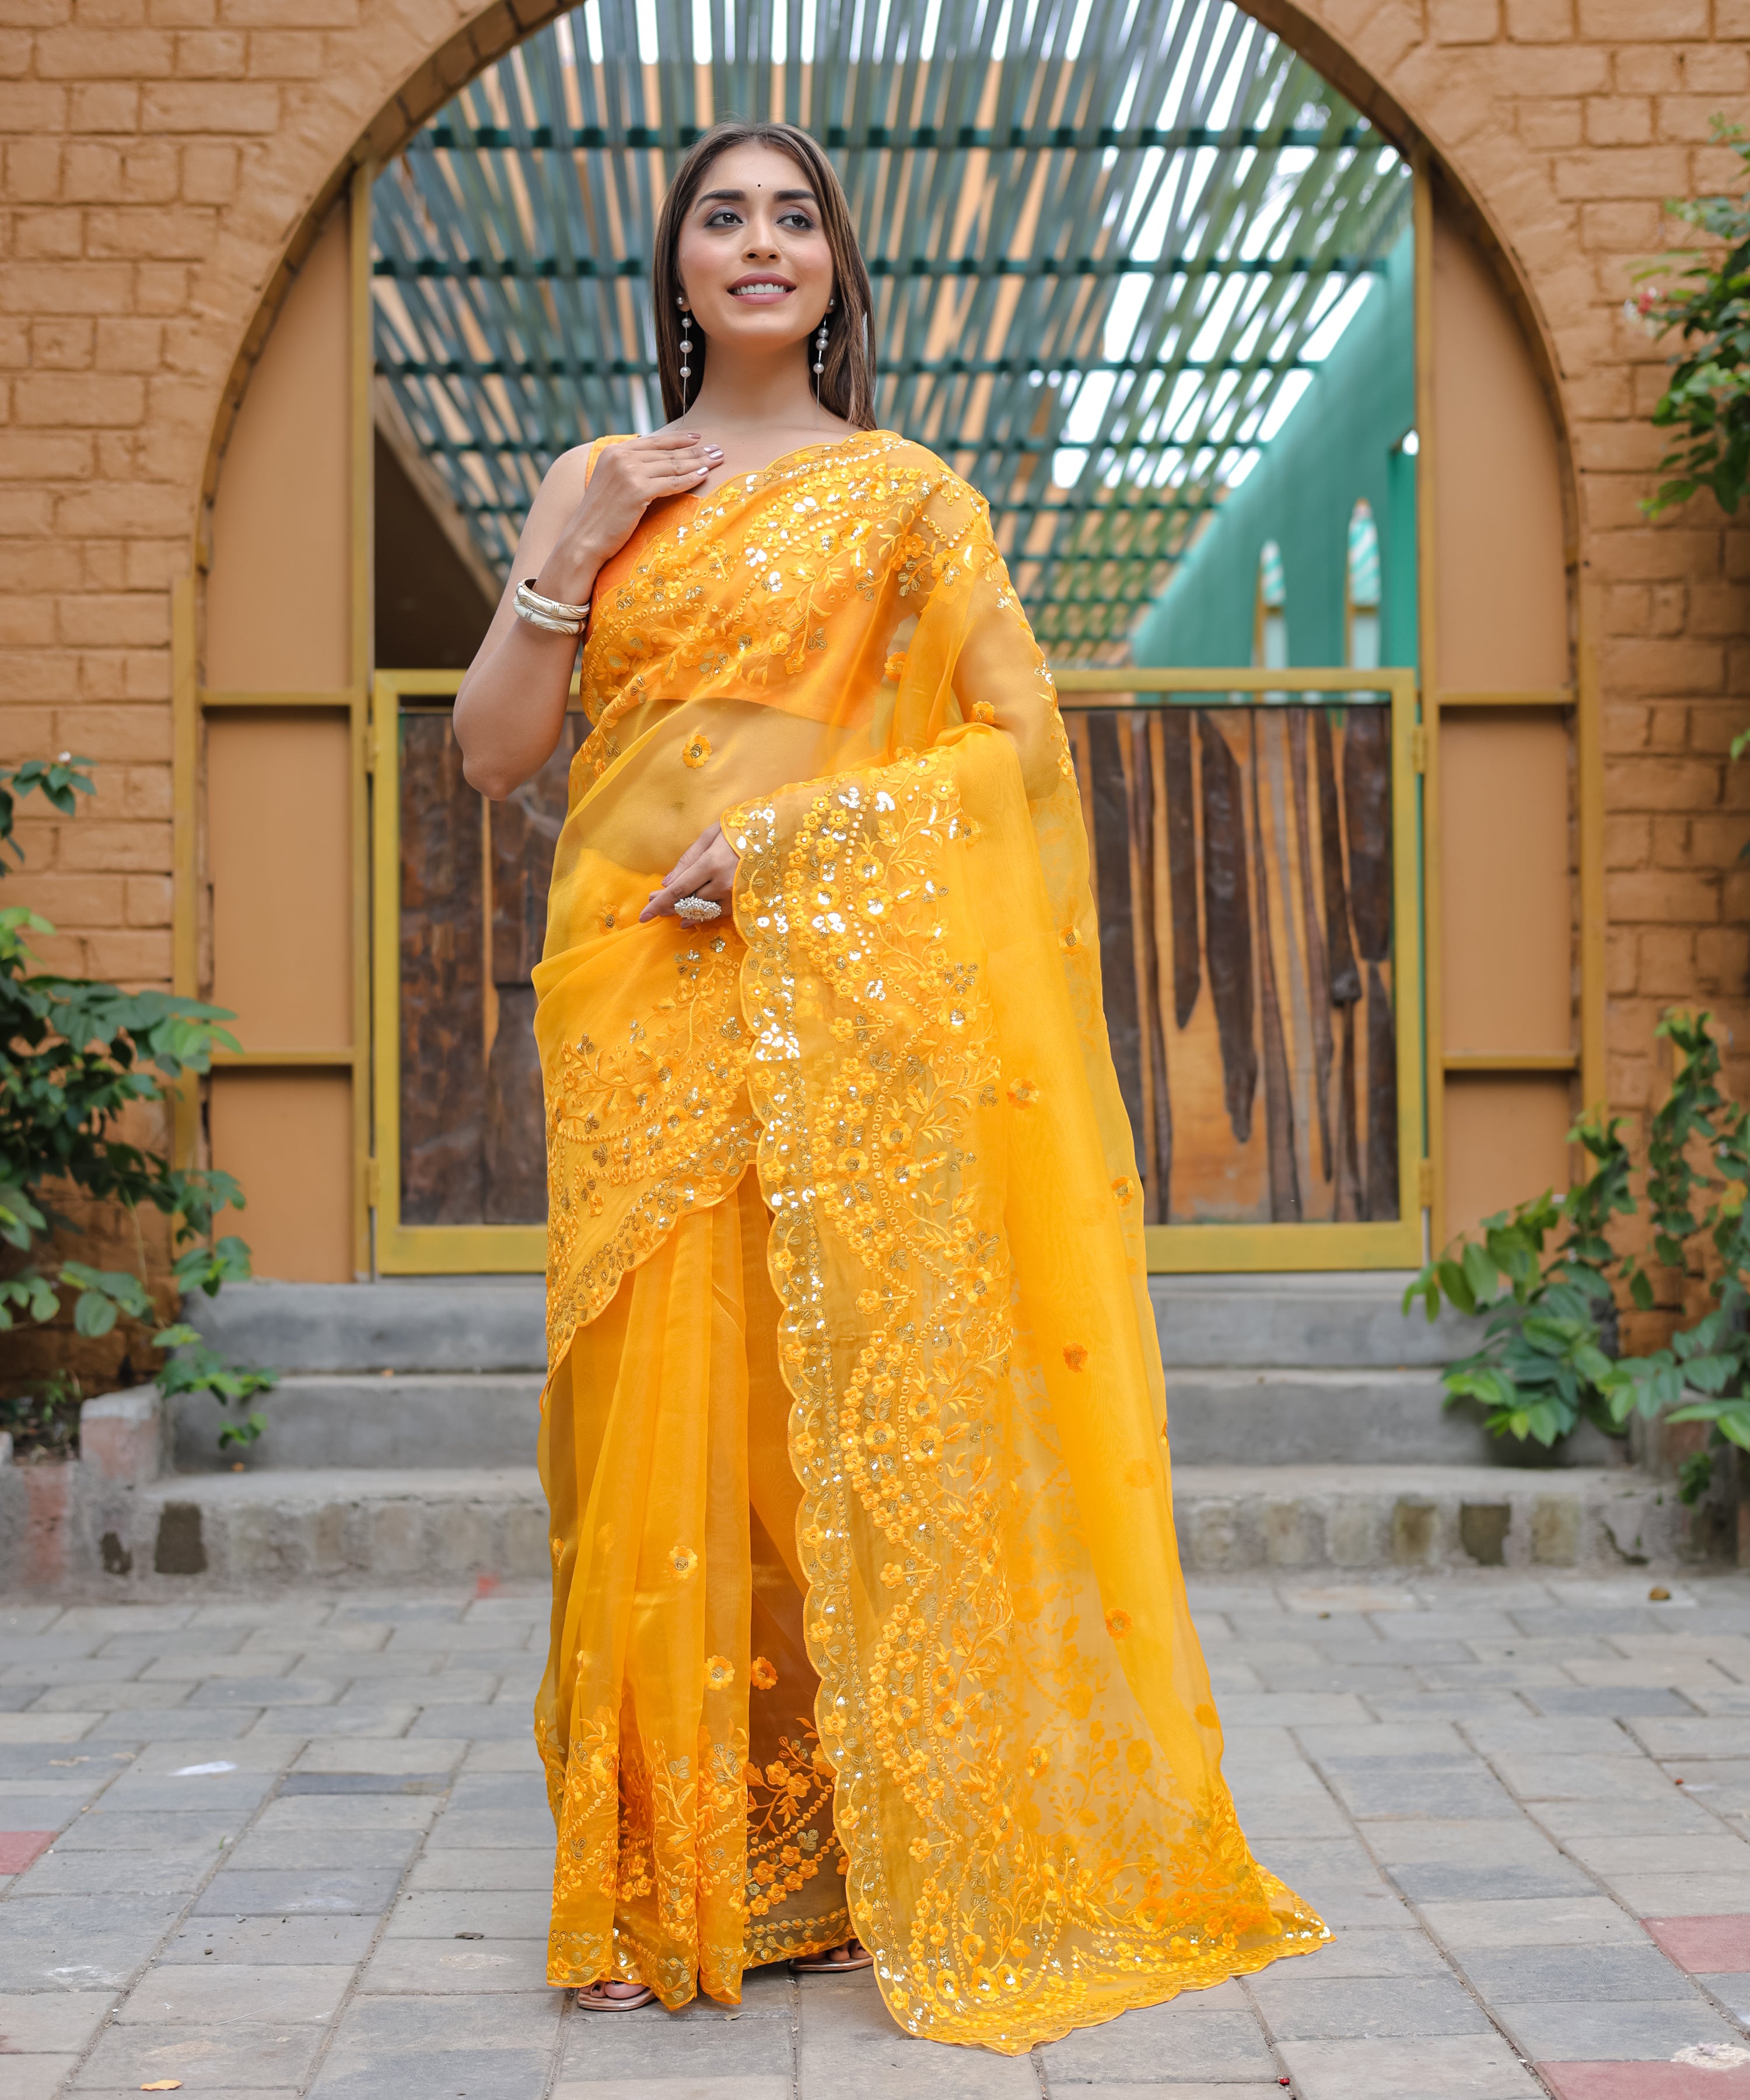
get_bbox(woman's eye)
[779,211,816,230]
[704,209,743,228]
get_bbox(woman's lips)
[729,280,794,299]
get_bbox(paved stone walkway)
[1,1574,1749,2099]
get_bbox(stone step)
[1150,1271,1475,1369]
[170,1374,544,1473]
[1171,1463,1704,1573]
[1163,1368,1620,1467]
[191,1271,1473,1377]
[121,1467,550,1587]
[188,1278,548,1374]
[40,1460,1721,1593]
[177,1277,1601,1472]
[168,1365,1616,1474]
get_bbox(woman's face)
[674,141,835,358]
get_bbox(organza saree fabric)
[533,430,1326,2052]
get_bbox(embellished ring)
[674,895,723,925]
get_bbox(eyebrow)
[696,186,818,205]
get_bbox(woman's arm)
[454,429,721,800]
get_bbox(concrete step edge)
[33,1461,1712,1590]
[186,1274,1477,1375]
[145,1460,1643,1499]
[1167,1367,1448,1386]
[145,1465,544,1506]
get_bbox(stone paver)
[0,1574,1747,2096]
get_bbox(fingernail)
[707,446,724,457]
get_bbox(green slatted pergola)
[373,0,1410,660]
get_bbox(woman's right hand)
[537,430,722,602]
[456,430,720,800]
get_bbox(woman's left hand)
[639,822,740,922]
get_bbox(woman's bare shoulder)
[542,436,625,495]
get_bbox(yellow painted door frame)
[369,670,552,1274]
[1411,152,1597,1256]
[173,162,376,1279]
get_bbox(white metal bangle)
[514,578,590,634]
[514,600,584,635]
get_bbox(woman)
[456,118,1325,2055]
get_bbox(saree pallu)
[533,430,1326,2053]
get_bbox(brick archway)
[192,0,1578,527]
[3,0,1742,1230]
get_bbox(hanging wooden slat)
[1197,709,1256,1146]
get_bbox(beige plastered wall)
[0,0,1745,1283]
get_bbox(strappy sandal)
[792,1938,873,1975]
[575,1980,657,2010]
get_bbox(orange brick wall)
[0,0,1745,1141]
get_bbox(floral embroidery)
[537,435,1325,2046]
[729,744,1328,2051]
[1063,1343,1089,1371]
[571,432,989,781]
[544,930,759,1366]
[541,1699,621,1987]
[742,1718,845,1961]
[1112,1174,1135,1205]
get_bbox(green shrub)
[1407,1013,1750,1499]
[1633,117,1750,523]
[1,757,274,1450]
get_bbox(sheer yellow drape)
[532,431,1326,2052]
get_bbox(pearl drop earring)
[813,301,832,390]
[677,295,694,407]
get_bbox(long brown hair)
[651,122,877,429]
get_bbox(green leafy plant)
[1632,117,1750,522]
[0,1370,84,1462]
[1403,1114,1628,1448]
[1600,1014,1750,1499]
[1407,1014,1750,1503]
[1,757,275,1448]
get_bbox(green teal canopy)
[373,0,1410,659]
[1131,225,1418,672]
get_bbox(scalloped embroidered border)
[726,752,1328,2053]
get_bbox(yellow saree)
[533,428,1326,2052]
